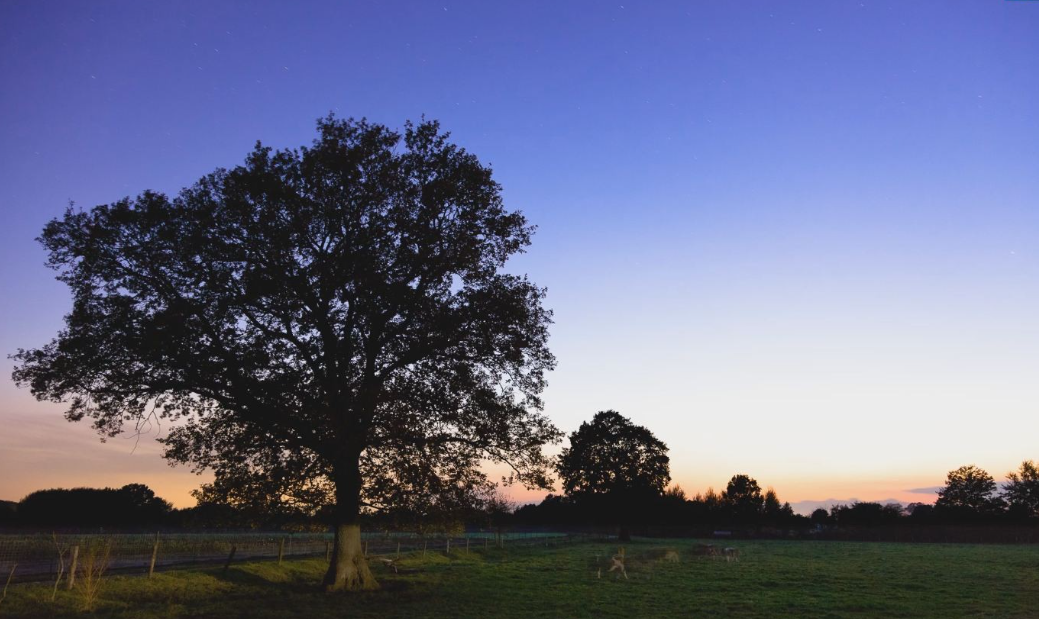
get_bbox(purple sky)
[1,1,1037,510]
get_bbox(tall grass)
[0,563,15,609]
[49,533,70,602]
[77,539,111,611]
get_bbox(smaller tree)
[829,502,903,527]
[1002,460,1039,519]
[723,474,764,523]
[482,489,516,540]
[664,485,687,502]
[556,410,670,539]
[116,484,174,523]
[0,500,17,525]
[761,487,795,524]
[810,508,830,526]
[905,502,935,522]
[763,488,781,514]
[935,464,1004,518]
[701,487,722,509]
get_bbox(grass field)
[1,539,1037,618]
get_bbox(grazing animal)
[693,543,719,557]
[598,548,628,580]
[723,547,740,563]
[647,547,680,563]
[376,557,398,573]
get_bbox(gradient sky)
[1,1,1037,513]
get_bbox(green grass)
[1,539,1037,618]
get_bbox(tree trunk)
[322,457,378,592]
[322,521,377,592]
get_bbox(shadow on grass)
[210,565,299,589]
[214,559,424,596]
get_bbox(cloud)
[905,486,942,495]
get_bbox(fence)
[638,524,1039,544]
[0,530,593,583]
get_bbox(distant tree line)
[3,415,1037,533]
[814,462,1039,528]
[0,484,338,531]
[0,482,505,533]
[512,411,1039,533]
[0,484,172,528]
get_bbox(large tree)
[556,410,669,538]
[12,116,560,591]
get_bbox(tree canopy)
[556,410,670,500]
[1003,460,1039,518]
[12,115,560,590]
[829,502,905,527]
[722,474,763,519]
[935,464,1004,516]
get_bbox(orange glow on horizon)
[0,392,1023,514]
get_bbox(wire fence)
[0,530,599,583]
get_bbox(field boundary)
[0,531,605,584]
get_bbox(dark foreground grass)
[1,539,1037,618]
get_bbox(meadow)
[1,539,1037,618]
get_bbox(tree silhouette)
[11,116,560,591]
[762,487,795,523]
[935,464,1004,518]
[0,500,15,525]
[16,484,171,527]
[810,507,830,526]
[556,410,669,539]
[906,502,936,522]
[1002,460,1039,519]
[723,474,764,522]
[829,501,904,527]
[557,410,670,497]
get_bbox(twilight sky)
[1,1,1037,513]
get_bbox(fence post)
[364,540,368,558]
[148,533,160,578]
[278,537,285,565]
[223,545,237,573]
[446,538,450,555]
[423,540,427,558]
[66,545,79,590]
[466,537,470,555]
[2,564,16,604]
[325,541,331,562]
[396,541,401,559]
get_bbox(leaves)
[556,410,670,499]
[1002,460,1039,517]
[935,464,1004,515]
[12,115,560,519]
